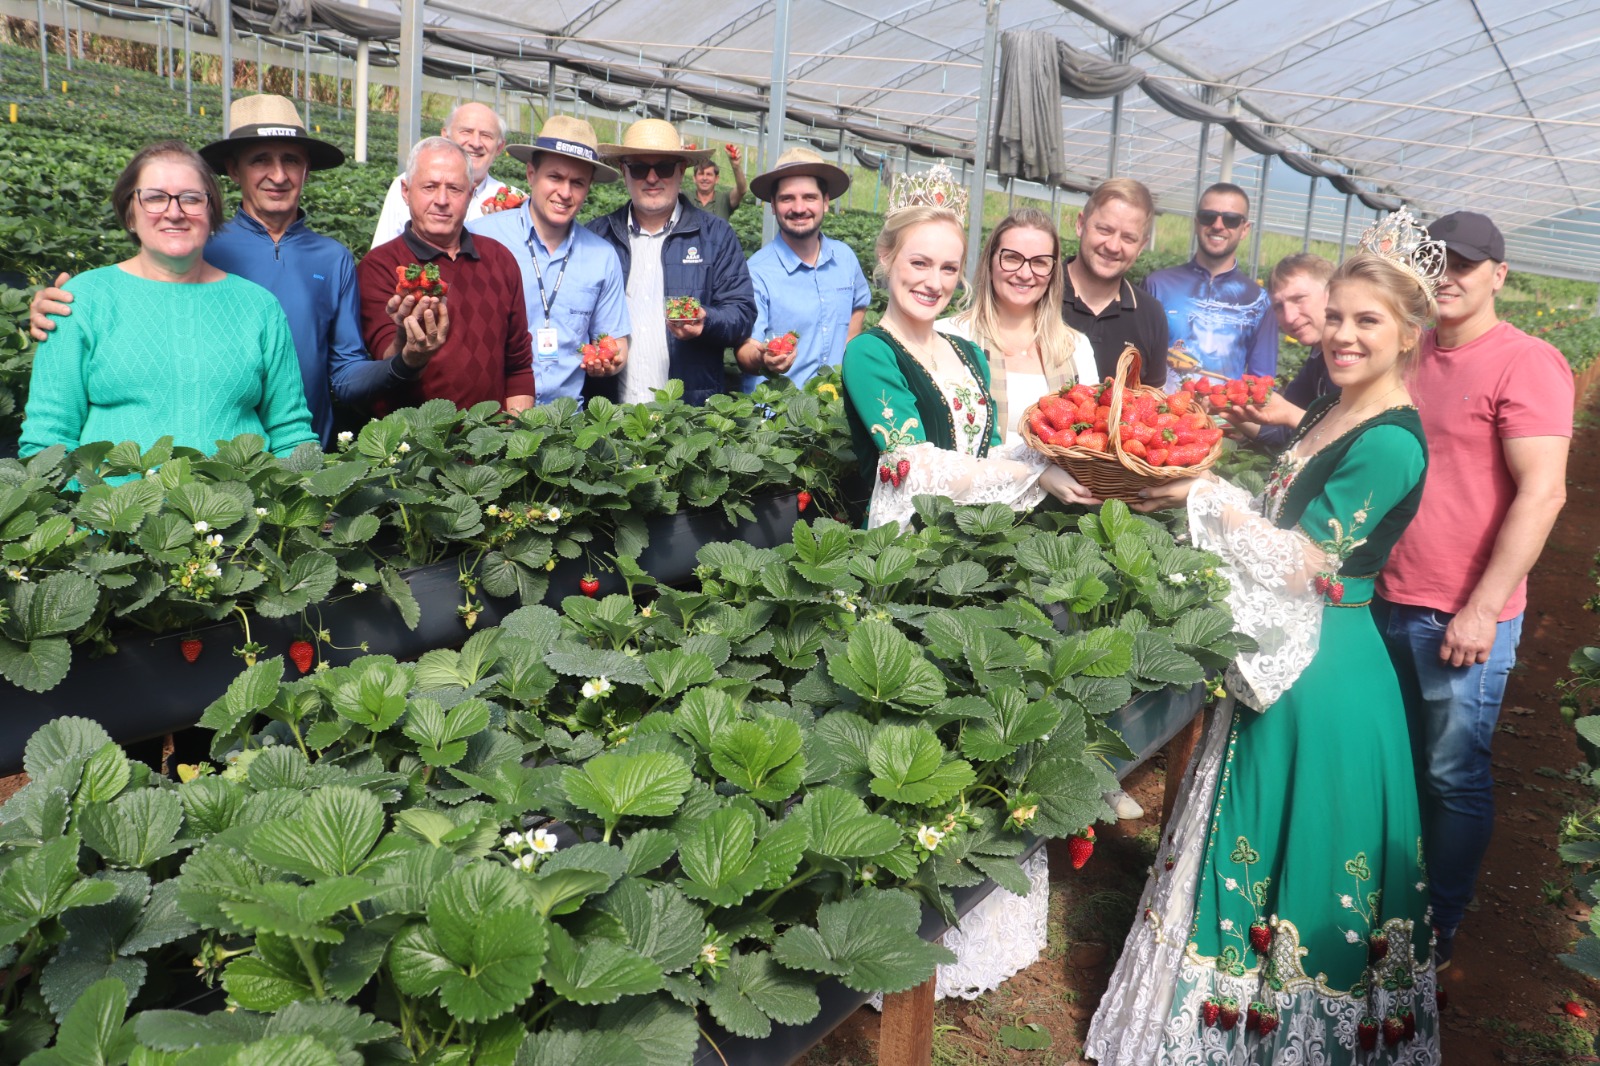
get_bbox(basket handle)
[1104,344,1145,462]
[1114,343,1144,390]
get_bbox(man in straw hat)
[371,102,520,249]
[358,138,533,415]
[28,93,394,447]
[468,115,631,403]
[735,146,869,391]
[586,119,755,407]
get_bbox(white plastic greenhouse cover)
[57,0,1600,278]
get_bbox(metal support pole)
[1248,155,1271,280]
[1107,39,1127,179]
[76,3,83,59]
[545,60,557,124]
[166,18,174,90]
[1218,98,1239,184]
[336,51,342,121]
[61,0,70,72]
[397,0,425,165]
[37,0,48,91]
[1191,120,1210,258]
[760,0,793,245]
[355,0,371,162]
[965,0,1001,279]
[255,35,262,93]
[183,9,192,117]
[1301,179,1317,252]
[662,85,673,121]
[219,0,232,134]
[1338,193,1353,261]
[302,34,311,126]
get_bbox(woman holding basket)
[840,170,1095,531]
[1086,212,1443,1065]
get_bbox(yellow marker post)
[61,81,68,93]
[8,104,17,123]
[200,106,206,117]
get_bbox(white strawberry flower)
[504,831,523,849]
[193,521,209,533]
[1167,572,1188,585]
[206,534,223,548]
[546,507,562,522]
[700,943,721,967]
[515,853,537,871]
[530,828,559,854]
[5,566,28,582]
[581,677,613,699]
[915,825,944,851]
[255,506,269,518]
[352,581,369,593]
[398,441,411,453]
[202,562,221,579]
[485,504,500,517]
[337,431,354,447]
[640,605,654,618]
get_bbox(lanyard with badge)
[527,230,569,358]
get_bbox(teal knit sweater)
[19,266,319,459]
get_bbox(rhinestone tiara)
[1356,207,1446,297]
[888,163,969,223]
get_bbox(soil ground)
[807,393,1600,1066]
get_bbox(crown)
[888,163,969,223]
[1356,207,1446,297]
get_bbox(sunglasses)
[623,160,681,181]
[1197,209,1248,229]
[996,249,1057,276]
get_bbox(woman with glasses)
[937,208,1098,444]
[20,141,316,463]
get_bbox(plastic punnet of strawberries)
[580,334,620,371]
[1192,373,1274,409]
[1029,380,1224,468]
[393,262,447,299]
[665,295,704,321]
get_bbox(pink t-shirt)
[1379,321,1573,620]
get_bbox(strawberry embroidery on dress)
[872,396,920,488]
[1312,498,1372,604]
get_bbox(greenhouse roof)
[74,0,1600,277]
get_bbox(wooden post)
[1160,706,1206,826]
[879,976,935,1066]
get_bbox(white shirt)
[370,171,518,249]
[618,205,679,405]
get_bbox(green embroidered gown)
[1086,398,1439,1065]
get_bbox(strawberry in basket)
[393,262,447,299]
[580,334,621,372]
[766,331,799,359]
[666,295,704,321]
[1107,383,1223,468]
[481,185,526,211]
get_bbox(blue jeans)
[1374,598,1523,936]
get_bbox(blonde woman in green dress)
[1086,227,1443,1064]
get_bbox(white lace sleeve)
[867,441,1050,531]
[1186,478,1335,712]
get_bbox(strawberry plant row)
[0,376,854,699]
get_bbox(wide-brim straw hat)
[199,94,345,172]
[597,119,714,167]
[750,145,852,202]
[507,115,620,183]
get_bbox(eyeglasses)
[135,189,211,216]
[996,249,1057,276]
[1196,209,1248,229]
[623,160,681,181]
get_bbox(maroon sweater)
[359,226,535,411]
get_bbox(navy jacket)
[585,196,755,406]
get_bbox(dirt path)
[809,395,1600,1066]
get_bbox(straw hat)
[199,94,345,172]
[749,145,852,203]
[507,115,620,183]
[597,118,714,166]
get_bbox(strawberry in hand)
[725,143,741,164]
[666,295,704,321]
[481,185,525,212]
[580,334,622,375]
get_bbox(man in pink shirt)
[1376,211,1573,967]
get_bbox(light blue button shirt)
[741,234,871,392]
[467,208,631,402]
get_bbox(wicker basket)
[1018,344,1223,502]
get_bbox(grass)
[1479,1016,1595,1064]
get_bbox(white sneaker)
[1103,789,1145,820]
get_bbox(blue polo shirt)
[468,207,630,403]
[204,209,393,446]
[1142,258,1277,381]
[741,234,871,392]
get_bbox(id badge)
[536,327,559,356]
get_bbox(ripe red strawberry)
[1368,932,1389,961]
[180,638,203,663]
[1067,826,1095,869]
[797,491,812,513]
[1357,1017,1379,1051]
[1399,1005,1416,1038]
[1167,443,1208,467]
[1146,446,1169,467]
[1314,574,1332,595]
[1245,1002,1261,1032]
[580,575,600,597]
[1248,375,1273,405]
[1256,1006,1280,1036]
[1249,920,1272,955]
[1075,430,1109,453]
[1123,439,1148,459]
[1328,580,1345,604]
[1200,997,1222,1028]
[1166,389,1195,415]
[665,295,704,320]
[767,331,799,358]
[1218,998,1239,1031]
[288,640,315,675]
[1564,1001,1588,1019]
[896,459,910,482]
[1382,1014,1405,1046]
[1436,987,1449,1011]
[1067,384,1095,405]
[879,464,894,484]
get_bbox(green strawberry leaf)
[773,890,954,992]
[825,621,945,706]
[541,924,663,1005]
[866,725,975,806]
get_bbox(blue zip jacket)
[205,210,398,445]
[585,195,755,406]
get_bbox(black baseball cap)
[1426,211,1504,262]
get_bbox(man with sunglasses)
[735,147,870,391]
[587,120,755,407]
[28,94,391,448]
[1143,183,1277,383]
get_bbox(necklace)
[1302,385,1405,453]
[883,322,946,371]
